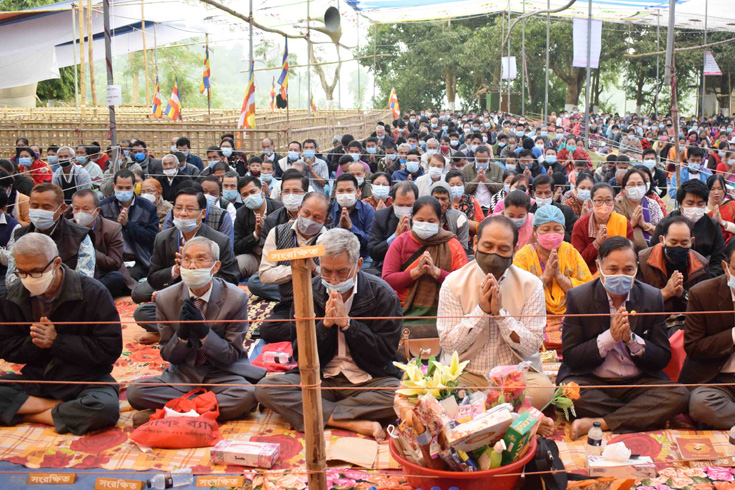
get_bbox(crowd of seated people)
[1,109,735,439]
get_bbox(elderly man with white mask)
[0,233,122,435]
[127,237,265,423]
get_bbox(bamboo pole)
[78,1,86,106]
[291,258,328,490]
[87,0,98,106]
[71,5,80,108]
[141,0,151,107]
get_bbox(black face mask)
[475,251,513,279]
[59,159,72,168]
[664,245,689,265]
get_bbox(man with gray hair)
[127,236,265,423]
[51,145,92,204]
[0,232,121,435]
[256,228,402,440]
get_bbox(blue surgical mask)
[599,268,636,296]
[545,155,557,164]
[261,173,273,182]
[29,206,60,230]
[222,147,233,157]
[205,194,219,208]
[350,153,360,162]
[244,193,265,210]
[366,147,377,154]
[208,159,218,168]
[541,131,548,137]
[482,136,488,143]
[498,142,506,148]
[577,189,591,201]
[450,185,464,199]
[372,184,390,200]
[642,159,656,170]
[303,149,316,159]
[688,163,701,173]
[476,161,489,170]
[173,216,200,233]
[505,163,516,172]
[134,152,146,163]
[567,145,577,152]
[410,144,417,150]
[555,134,564,140]
[76,156,87,164]
[386,153,397,161]
[223,189,239,201]
[123,150,130,157]
[728,272,735,292]
[321,265,357,294]
[504,184,510,193]
[406,161,420,173]
[469,145,478,153]
[47,156,58,166]
[288,151,300,160]
[399,158,407,165]
[115,190,134,203]
[450,140,459,147]
[182,150,190,157]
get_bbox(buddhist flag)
[165,76,182,121]
[270,76,276,112]
[238,61,256,134]
[389,85,400,119]
[310,94,316,112]
[151,76,163,118]
[276,38,288,99]
[200,47,211,95]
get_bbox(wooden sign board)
[28,473,76,484]
[196,475,245,487]
[94,478,144,490]
[267,244,324,263]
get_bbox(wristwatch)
[624,334,636,345]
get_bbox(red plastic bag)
[251,341,297,372]
[663,329,686,382]
[129,389,222,449]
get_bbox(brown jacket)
[680,275,735,384]
[90,215,124,277]
[637,243,710,313]
[11,192,29,226]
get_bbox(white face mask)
[163,168,178,177]
[428,166,443,179]
[74,211,97,227]
[180,265,214,290]
[21,267,56,296]
[394,206,412,219]
[412,221,439,240]
[141,192,157,203]
[336,192,357,208]
[681,205,706,223]
[626,185,646,201]
[536,197,552,207]
[282,193,304,212]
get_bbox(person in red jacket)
[15,146,51,186]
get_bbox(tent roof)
[346,0,735,32]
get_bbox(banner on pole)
[501,57,517,80]
[572,17,602,69]
[704,51,722,76]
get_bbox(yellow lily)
[432,351,469,382]
[396,378,429,397]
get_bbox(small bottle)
[147,468,193,489]
[586,422,604,456]
[262,351,290,364]
[490,440,507,469]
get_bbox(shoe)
[137,332,160,345]
[132,409,155,427]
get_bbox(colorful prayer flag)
[165,76,182,121]
[200,47,211,95]
[310,94,316,112]
[270,77,276,112]
[238,62,256,135]
[276,38,288,99]
[389,85,400,119]
[151,76,163,118]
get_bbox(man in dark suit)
[367,181,418,273]
[71,189,128,298]
[156,154,193,203]
[560,236,689,439]
[132,187,239,344]
[128,237,265,422]
[256,229,401,437]
[259,137,283,177]
[233,175,283,280]
[684,240,735,428]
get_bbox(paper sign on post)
[501,56,517,80]
[704,51,722,76]
[106,85,123,106]
[267,244,324,263]
[572,17,602,69]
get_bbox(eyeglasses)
[173,206,202,215]
[592,199,614,207]
[14,257,56,279]
[181,257,214,268]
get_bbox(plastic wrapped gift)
[485,362,531,410]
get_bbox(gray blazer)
[156,277,266,384]
[445,207,471,258]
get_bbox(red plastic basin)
[389,436,537,490]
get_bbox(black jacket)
[147,223,240,291]
[368,206,400,270]
[233,197,284,255]
[156,174,193,203]
[0,265,122,397]
[259,206,295,249]
[559,278,671,382]
[650,210,726,277]
[293,271,402,379]
[529,201,578,243]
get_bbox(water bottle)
[586,421,604,456]
[146,468,193,489]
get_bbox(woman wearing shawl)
[514,205,592,348]
[614,168,662,251]
[707,173,735,243]
[382,196,468,337]
[571,182,634,274]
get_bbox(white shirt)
[322,276,372,384]
[415,173,444,197]
[474,182,492,208]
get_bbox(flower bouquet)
[486,362,531,410]
[541,382,580,420]
[393,351,469,420]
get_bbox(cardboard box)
[443,407,513,453]
[210,440,280,468]
[501,412,538,466]
[586,455,656,479]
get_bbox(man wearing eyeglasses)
[131,186,240,344]
[0,232,121,435]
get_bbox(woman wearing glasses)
[614,168,663,252]
[571,182,634,275]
